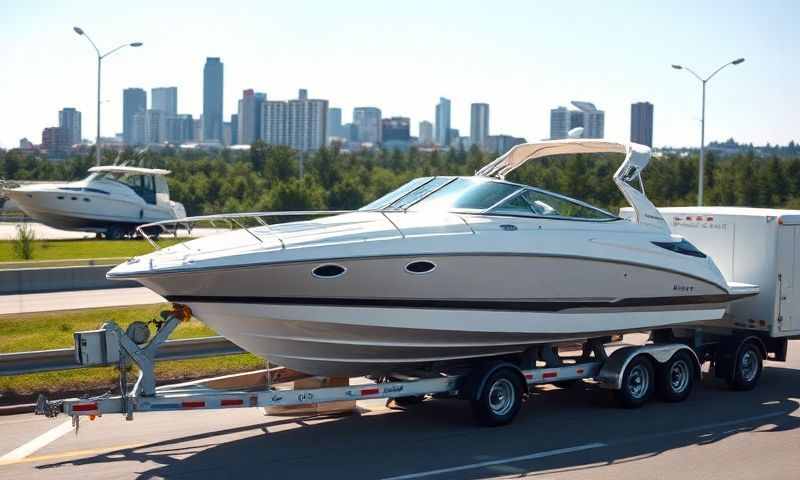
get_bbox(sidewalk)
[0,287,165,315]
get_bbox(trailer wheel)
[392,395,425,407]
[657,350,695,402]
[615,355,654,408]
[728,342,762,391]
[472,368,524,427]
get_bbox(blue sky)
[0,0,797,148]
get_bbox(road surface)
[1,341,799,479]
[0,287,165,315]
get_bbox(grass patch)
[0,238,185,262]
[0,304,266,399]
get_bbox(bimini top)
[87,166,172,176]
[476,139,650,180]
[477,138,668,233]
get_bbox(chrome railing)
[136,209,476,251]
[135,210,410,251]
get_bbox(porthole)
[57,196,64,200]
[83,198,91,202]
[405,260,436,275]
[312,264,346,278]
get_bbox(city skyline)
[1,1,797,149]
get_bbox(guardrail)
[0,336,244,376]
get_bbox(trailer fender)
[597,344,700,390]
[460,361,526,401]
[714,335,767,380]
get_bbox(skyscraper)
[144,109,166,144]
[230,114,239,145]
[123,88,146,145]
[261,89,328,151]
[41,126,70,156]
[326,107,343,139]
[549,107,570,140]
[435,97,451,147]
[382,117,411,150]
[131,112,146,145]
[237,89,266,145]
[151,87,178,116]
[202,57,224,142]
[630,102,654,147]
[549,102,605,139]
[166,114,194,144]
[470,103,489,149]
[571,101,604,139]
[418,121,434,145]
[58,107,82,146]
[353,107,382,144]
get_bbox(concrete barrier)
[0,265,137,294]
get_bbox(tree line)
[2,141,800,216]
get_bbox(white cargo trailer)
[621,206,800,338]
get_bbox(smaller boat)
[2,166,185,239]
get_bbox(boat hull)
[185,301,728,376]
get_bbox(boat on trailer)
[106,139,757,377]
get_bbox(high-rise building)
[630,102,654,147]
[193,118,202,142]
[58,107,82,146]
[202,57,224,142]
[131,112,147,145]
[261,89,328,151]
[571,101,604,139]
[223,122,232,146]
[123,88,146,145]
[549,107,570,140]
[166,114,194,144]
[470,103,489,150]
[262,101,288,145]
[550,102,605,139]
[41,127,70,156]
[151,87,178,116]
[353,107,382,144]
[230,114,239,145]
[144,110,166,144]
[418,121,434,146]
[382,117,411,150]
[448,128,460,147]
[326,107,344,139]
[435,97,451,146]
[237,89,266,145]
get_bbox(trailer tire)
[615,355,654,408]
[105,224,125,240]
[728,342,762,391]
[657,350,695,402]
[392,395,425,407]
[471,368,524,427]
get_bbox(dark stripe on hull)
[166,292,755,312]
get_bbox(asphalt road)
[0,287,164,315]
[1,340,799,479]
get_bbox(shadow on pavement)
[36,365,800,479]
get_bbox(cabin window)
[312,264,346,278]
[408,178,519,211]
[405,260,436,274]
[122,175,157,205]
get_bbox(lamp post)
[672,58,745,206]
[73,27,142,166]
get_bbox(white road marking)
[0,419,73,464]
[381,410,792,480]
[380,443,607,480]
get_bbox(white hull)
[189,302,727,376]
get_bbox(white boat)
[107,139,757,376]
[2,166,186,239]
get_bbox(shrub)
[12,223,36,260]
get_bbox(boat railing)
[135,209,412,251]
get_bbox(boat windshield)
[490,188,617,221]
[407,178,520,212]
[360,177,434,210]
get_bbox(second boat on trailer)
[107,139,758,377]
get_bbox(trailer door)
[778,225,799,333]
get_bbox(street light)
[672,58,745,206]
[73,27,142,166]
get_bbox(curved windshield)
[360,177,433,211]
[491,188,616,221]
[408,178,520,211]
